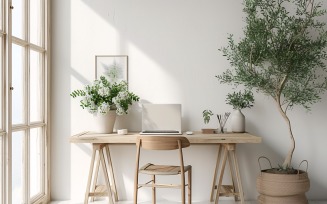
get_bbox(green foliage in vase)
[71,76,140,115]
[216,0,327,169]
[226,90,254,110]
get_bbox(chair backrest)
[134,136,192,203]
[137,136,190,150]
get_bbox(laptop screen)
[141,104,182,134]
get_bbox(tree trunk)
[275,101,295,169]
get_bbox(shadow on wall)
[51,0,72,200]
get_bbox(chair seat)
[140,163,191,175]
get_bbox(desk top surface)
[70,131,262,144]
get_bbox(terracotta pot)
[93,110,117,133]
[256,169,310,204]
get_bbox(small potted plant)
[202,110,215,134]
[202,110,231,133]
[225,90,254,133]
[70,76,140,133]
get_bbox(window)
[11,0,49,202]
[1,0,5,203]
[1,0,49,203]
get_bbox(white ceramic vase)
[231,109,245,133]
[94,110,117,133]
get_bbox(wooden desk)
[70,131,261,144]
[70,131,261,204]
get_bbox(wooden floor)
[51,200,327,204]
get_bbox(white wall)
[51,0,327,202]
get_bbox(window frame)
[1,0,5,132]
[3,0,50,203]
[1,0,7,204]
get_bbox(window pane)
[12,131,24,204]
[12,44,25,125]
[30,0,42,46]
[0,37,3,129]
[0,135,3,203]
[30,50,42,122]
[12,0,25,39]
[30,128,42,197]
[0,0,3,31]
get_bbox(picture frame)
[95,55,128,83]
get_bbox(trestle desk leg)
[231,146,245,204]
[215,145,228,204]
[210,144,222,202]
[212,144,245,204]
[105,145,118,201]
[100,148,115,204]
[84,145,97,204]
[90,151,101,202]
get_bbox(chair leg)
[181,172,186,204]
[134,173,139,204]
[188,167,192,204]
[133,185,138,204]
[152,175,156,204]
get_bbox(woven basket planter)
[256,169,310,204]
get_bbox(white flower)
[87,106,97,114]
[87,101,98,113]
[116,107,125,115]
[113,91,128,104]
[118,91,128,99]
[71,76,139,116]
[99,103,111,114]
[98,87,110,97]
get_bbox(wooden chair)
[134,136,192,204]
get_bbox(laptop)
[140,104,182,135]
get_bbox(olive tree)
[217,0,327,169]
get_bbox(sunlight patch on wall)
[122,174,149,201]
[71,0,120,78]
[127,42,182,104]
